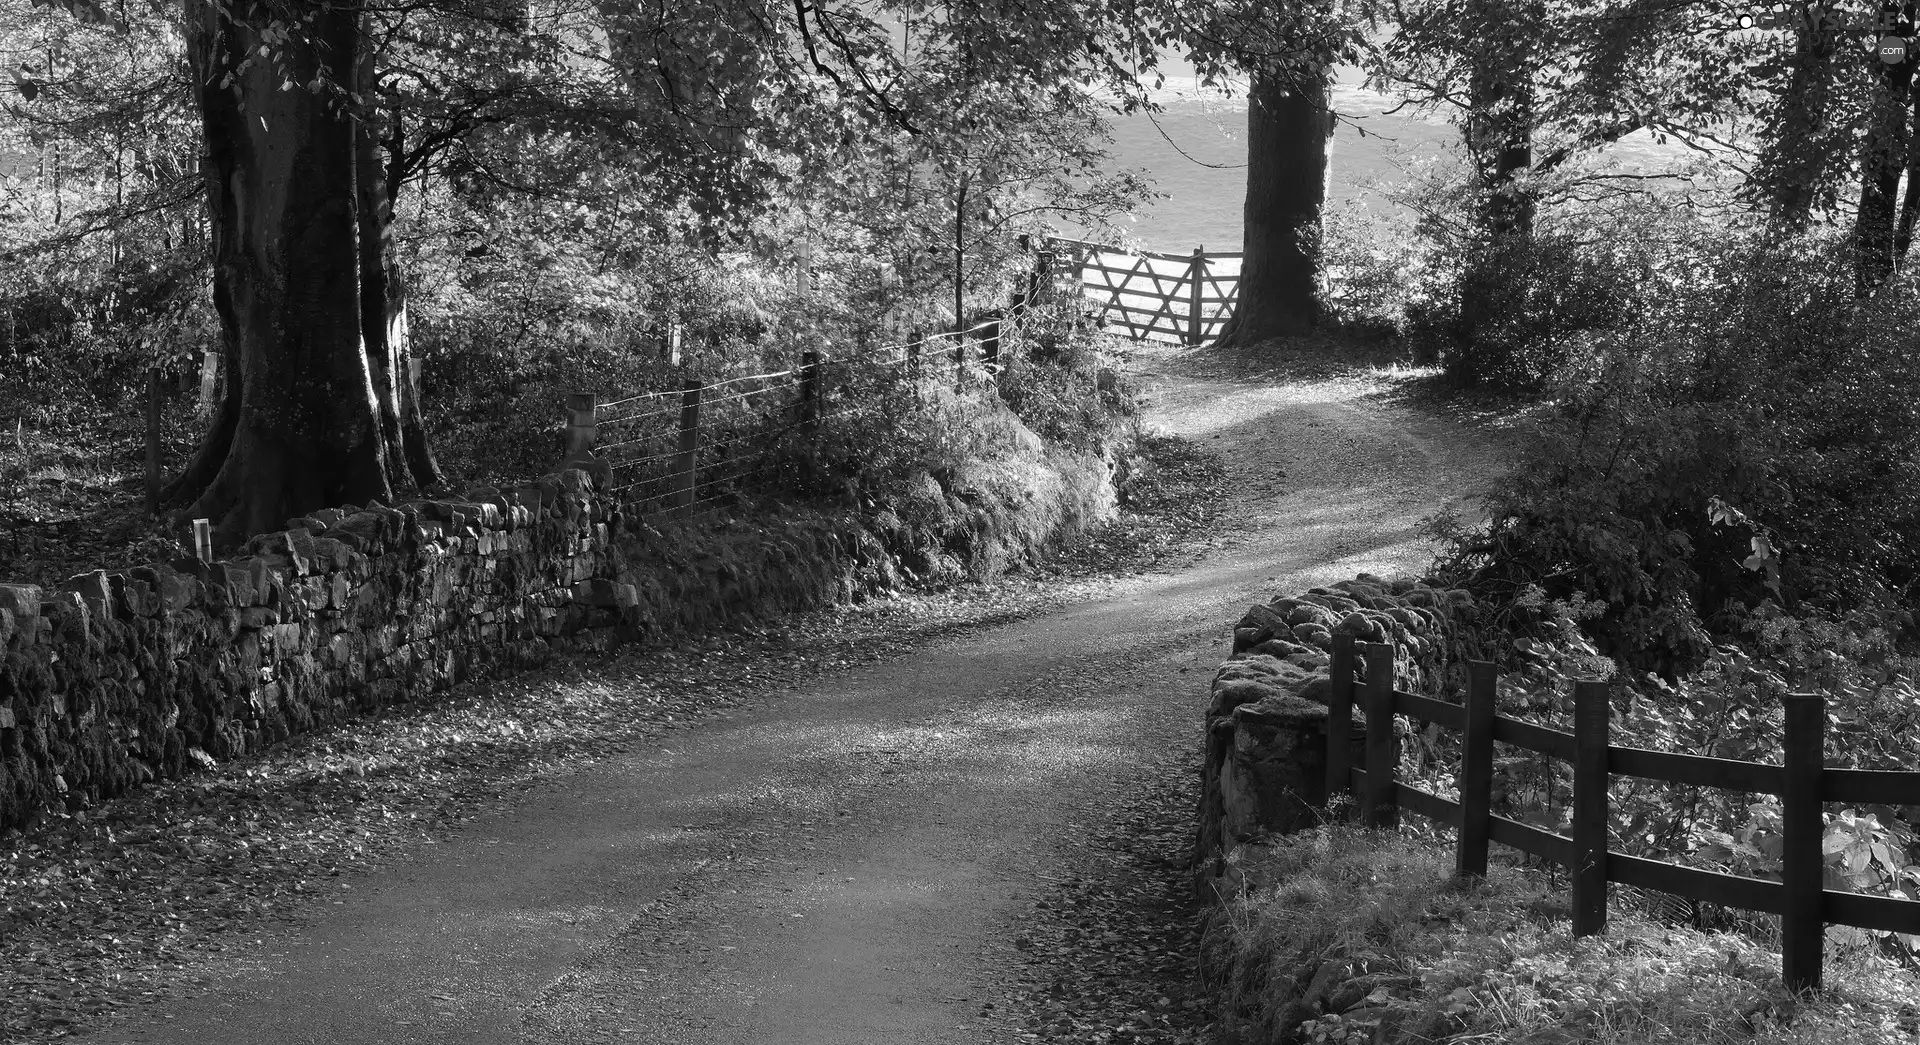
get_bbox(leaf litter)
[994,743,1214,1045]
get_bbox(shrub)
[995,300,1138,455]
[1405,231,1634,389]
[765,304,1137,504]
[1428,215,1920,677]
[1319,203,1424,343]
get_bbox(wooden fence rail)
[1325,632,1920,991]
[1044,236,1241,347]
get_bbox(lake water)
[1100,64,1714,254]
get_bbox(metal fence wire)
[558,318,1019,525]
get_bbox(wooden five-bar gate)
[1042,236,1240,346]
[1327,632,1920,992]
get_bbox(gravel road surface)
[67,340,1513,1045]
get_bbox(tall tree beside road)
[1211,65,1335,344]
[173,0,411,538]
[1187,0,1366,348]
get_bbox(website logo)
[1735,2,1911,34]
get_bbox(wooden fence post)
[1326,632,1356,809]
[1360,640,1398,828]
[798,350,821,433]
[1571,679,1611,936]
[982,318,1002,389]
[1031,248,1055,312]
[563,392,597,459]
[195,349,219,420]
[1187,246,1206,347]
[794,234,814,298]
[671,380,702,518]
[190,518,212,565]
[145,366,161,515]
[1781,691,1827,993]
[1011,236,1031,317]
[1458,659,1497,879]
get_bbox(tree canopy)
[5,0,1920,535]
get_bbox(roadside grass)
[1203,824,1920,1045]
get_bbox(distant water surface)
[1097,63,1722,254]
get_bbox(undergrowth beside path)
[1203,825,1920,1045]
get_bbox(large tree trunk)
[1855,1,1917,296]
[171,0,398,544]
[1895,86,1920,262]
[354,49,442,494]
[1212,64,1334,348]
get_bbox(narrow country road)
[75,342,1513,1045]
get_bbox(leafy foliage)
[1315,202,1424,342]
[1404,231,1630,386]
[996,302,1140,454]
[1394,585,1920,963]
[1424,198,1920,678]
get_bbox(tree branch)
[1531,120,1642,175]
[804,1,921,134]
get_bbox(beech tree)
[1851,0,1916,294]
[1752,15,1848,231]
[162,1,432,539]
[1212,65,1335,344]
[1407,0,1548,343]
[1380,0,1920,300]
[1162,0,1365,348]
[25,0,811,542]
[163,0,671,538]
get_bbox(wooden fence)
[1326,632,1920,992]
[1043,236,1240,346]
[558,319,1012,523]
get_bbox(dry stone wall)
[1195,573,1481,899]
[0,442,1117,832]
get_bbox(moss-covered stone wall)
[0,438,1118,832]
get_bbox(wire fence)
[557,317,1025,526]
